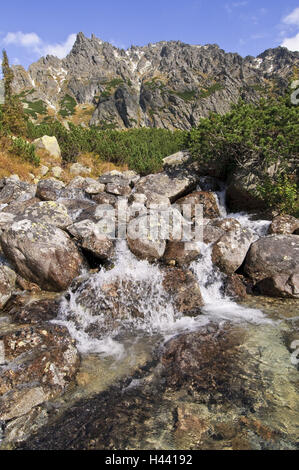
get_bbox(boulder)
[0,180,36,205]
[162,151,192,169]
[127,214,166,261]
[67,219,114,260]
[0,219,82,291]
[134,168,197,203]
[33,136,61,160]
[268,215,299,235]
[163,241,201,266]
[176,191,220,219]
[91,192,118,207]
[67,177,105,195]
[0,264,16,309]
[212,225,254,274]
[69,163,91,176]
[51,166,63,179]
[36,179,65,201]
[0,323,79,421]
[0,212,16,230]
[21,201,72,229]
[244,235,299,298]
[162,266,204,315]
[6,297,60,325]
[1,198,41,216]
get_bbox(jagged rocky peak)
[9,32,299,129]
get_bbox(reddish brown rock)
[268,215,299,235]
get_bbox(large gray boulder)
[134,168,198,204]
[244,235,299,298]
[0,180,36,205]
[21,201,72,229]
[67,219,114,260]
[212,224,254,274]
[0,219,82,291]
[127,214,166,261]
[36,178,65,201]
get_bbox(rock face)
[0,219,82,291]
[33,136,61,160]
[244,235,299,298]
[0,324,79,421]
[268,215,299,235]
[10,33,299,130]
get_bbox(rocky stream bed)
[0,152,298,450]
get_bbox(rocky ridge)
[7,33,299,130]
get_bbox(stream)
[1,189,299,450]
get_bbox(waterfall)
[55,190,272,356]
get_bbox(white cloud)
[42,34,77,59]
[3,31,41,47]
[1,31,76,59]
[281,32,299,51]
[283,7,299,26]
[281,7,299,51]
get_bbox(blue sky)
[1,0,299,68]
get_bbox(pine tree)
[1,49,27,136]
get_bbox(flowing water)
[2,190,299,449]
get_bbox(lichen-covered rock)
[212,225,254,274]
[69,163,91,176]
[0,180,36,205]
[244,235,299,298]
[33,136,61,160]
[6,297,60,324]
[20,201,72,229]
[0,264,16,309]
[176,191,220,219]
[127,214,166,261]
[162,266,203,315]
[91,192,118,206]
[163,241,200,266]
[268,215,299,235]
[1,198,41,216]
[135,169,197,204]
[36,178,65,201]
[0,323,79,421]
[67,219,114,260]
[0,219,82,291]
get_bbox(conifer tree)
[1,49,27,135]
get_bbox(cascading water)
[55,188,273,357]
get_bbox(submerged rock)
[162,266,204,315]
[0,323,79,421]
[0,219,82,291]
[244,235,299,298]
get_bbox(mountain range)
[3,32,299,129]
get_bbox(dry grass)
[0,135,127,184]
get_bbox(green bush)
[10,137,40,165]
[59,94,77,118]
[186,87,299,215]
